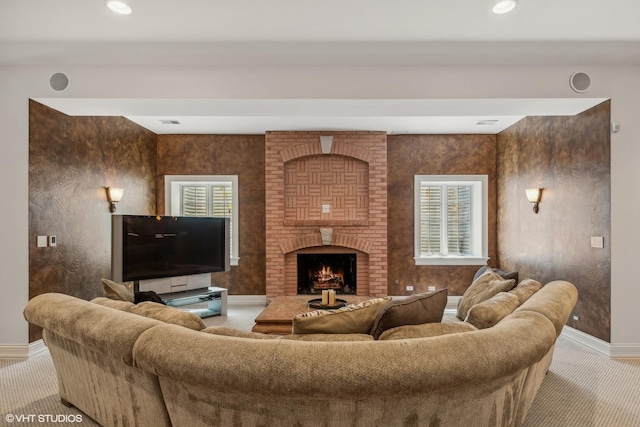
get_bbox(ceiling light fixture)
[491,0,518,15]
[106,0,132,15]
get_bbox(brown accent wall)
[496,101,611,342]
[156,135,266,295]
[387,135,498,296]
[29,100,157,342]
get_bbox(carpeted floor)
[2,304,639,427]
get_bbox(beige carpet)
[2,304,639,427]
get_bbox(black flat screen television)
[112,215,230,282]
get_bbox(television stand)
[161,287,228,318]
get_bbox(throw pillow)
[292,297,391,334]
[101,278,135,303]
[473,265,519,283]
[378,322,478,340]
[134,290,166,305]
[464,291,521,329]
[90,297,135,313]
[456,270,516,320]
[132,302,206,331]
[509,279,542,305]
[369,289,448,340]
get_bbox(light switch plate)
[590,236,604,248]
[37,236,48,248]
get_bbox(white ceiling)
[3,0,637,134]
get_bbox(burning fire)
[313,264,343,289]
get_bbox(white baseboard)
[0,339,48,359]
[227,295,267,305]
[560,326,640,358]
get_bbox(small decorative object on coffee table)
[307,298,347,310]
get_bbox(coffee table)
[252,295,372,334]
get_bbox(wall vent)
[159,120,181,125]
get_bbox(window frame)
[414,174,489,266]
[165,175,239,266]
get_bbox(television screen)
[112,215,230,282]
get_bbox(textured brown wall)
[156,135,266,295]
[29,100,157,342]
[497,101,611,342]
[387,135,498,296]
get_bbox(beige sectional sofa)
[24,279,577,427]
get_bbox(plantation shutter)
[211,185,233,256]
[419,184,442,255]
[181,186,208,216]
[447,186,472,255]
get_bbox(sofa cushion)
[202,326,279,339]
[369,289,448,339]
[91,297,135,312]
[509,279,542,305]
[292,297,390,334]
[132,302,206,331]
[282,333,375,342]
[457,270,516,320]
[378,321,477,340]
[101,278,135,303]
[465,292,521,329]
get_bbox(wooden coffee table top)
[252,295,371,334]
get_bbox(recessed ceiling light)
[491,0,518,15]
[106,0,132,15]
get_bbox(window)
[165,175,239,266]
[414,175,488,265]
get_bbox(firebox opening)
[297,253,357,295]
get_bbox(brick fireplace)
[265,131,388,300]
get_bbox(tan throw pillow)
[202,326,280,340]
[378,322,478,340]
[91,297,135,312]
[101,278,135,303]
[509,279,542,305]
[369,289,448,340]
[132,302,206,331]
[465,292,521,329]
[292,297,391,334]
[456,270,515,320]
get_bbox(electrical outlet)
[406,285,414,291]
[573,314,580,321]
[428,285,436,291]
[48,235,57,247]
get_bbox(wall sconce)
[525,188,543,214]
[105,187,124,213]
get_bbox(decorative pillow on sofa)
[508,278,542,305]
[292,297,391,334]
[101,278,135,303]
[132,302,206,331]
[378,321,478,340]
[473,265,519,284]
[456,270,516,320]
[369,289,448,340]
[464,291,521,329]
[91,297,135,312]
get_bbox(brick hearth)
[265,131,388,300]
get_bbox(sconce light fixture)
[525,188,543,214]
[105,187,124,213]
